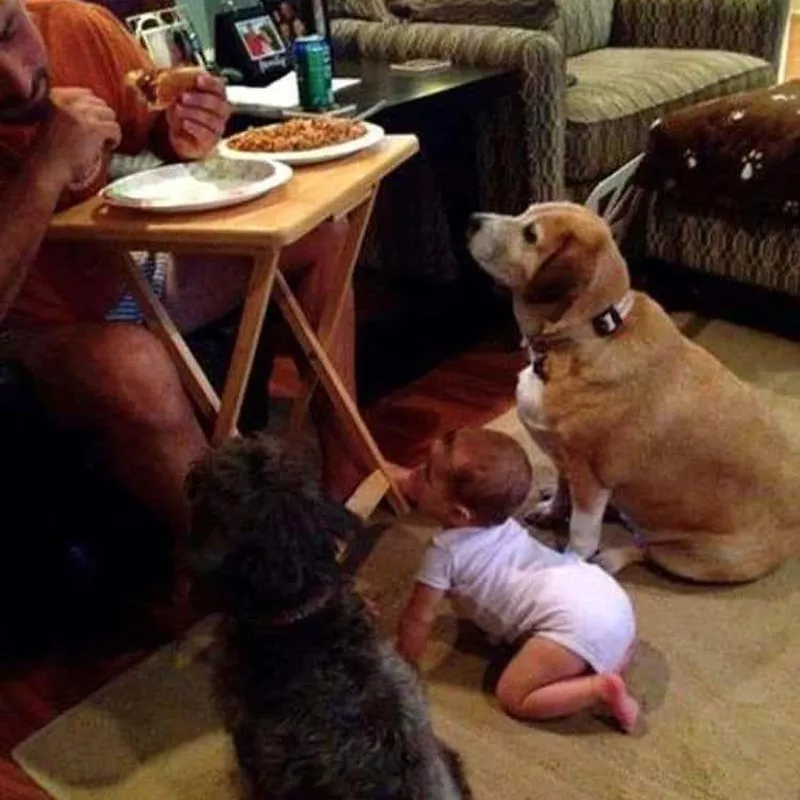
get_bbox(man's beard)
[0,67,51,125]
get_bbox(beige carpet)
[13,316,800,800]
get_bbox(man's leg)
[277,219,364,501]
[8,323,205,540]
[167,220,365,501]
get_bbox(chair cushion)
[565,47,773,183]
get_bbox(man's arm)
[0,89,121,319]
[396,583,446,667]
[0,156,67,317]
[55,5,229,163]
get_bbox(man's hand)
[35,88,122,191]
[166,73,230,161]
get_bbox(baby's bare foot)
[597,673,640,733]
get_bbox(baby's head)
[404,428,533,528]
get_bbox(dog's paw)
[565,542,598,561]
[592,546,645,576]
[525,491,570,530]
[360,593,381,621]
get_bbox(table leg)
[121,251,220,423]
[274,270,409,516]
[288,190,377,435]
[212,249,281,445]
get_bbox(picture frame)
[214,3,292,84]
[213,0,331,84]
[269,1,312,47]
[126,7,206,68]
[233,14,287,62]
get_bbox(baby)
[396,428,640,733]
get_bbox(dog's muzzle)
[466,213,501,267]
[466,213,492,240]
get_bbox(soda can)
[293,35,334,112]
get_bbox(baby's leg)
[495,636,639,733]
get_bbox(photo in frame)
[268,0,331,47]
[234,14,287,61]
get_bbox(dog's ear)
[523,235,589,307]
[526,220,629,333]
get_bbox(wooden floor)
[3,20,800,798]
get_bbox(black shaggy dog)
[185,435,473,800]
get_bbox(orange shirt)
[0,0,157,326]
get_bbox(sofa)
[329,0,789,280]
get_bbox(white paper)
[226,72,360,110]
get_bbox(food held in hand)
[226,117,367,153]
[125,66,205,110]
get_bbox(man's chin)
[0,97,51,125]
[0,72,51,125]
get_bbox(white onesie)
[416,518,635,674]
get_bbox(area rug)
[13,316,800,800]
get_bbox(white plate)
[217,121,385,166]
[102,158,293,213]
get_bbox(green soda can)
[293,35,334,112]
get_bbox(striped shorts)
[105,251,170,324]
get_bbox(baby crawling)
[397,428,640,732]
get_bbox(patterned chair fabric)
[333,19,565,279]
[330,0,788,281]
[612,0,790,68]
[643,198,800,297]
[329,0,397,21]
[565,48,772,183]
[623,78,800,298]
[550,0,616,56]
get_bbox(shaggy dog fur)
[186,435,473,800]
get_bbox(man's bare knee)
[281,217,349,274]
[82,325,194,431]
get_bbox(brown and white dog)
[467,201,800,583]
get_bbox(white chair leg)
[584,154,645,217]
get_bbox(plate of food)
[218,117,385,166]
[102,157,293,213]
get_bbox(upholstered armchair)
[327,0,788,281]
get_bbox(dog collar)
[263,585,338,628]
[526,292,635,382]
[590,292,635,338]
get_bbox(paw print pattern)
[740,150,763,181]
[729,110,745,121]
[683,148,698,169]
[783,201,800,217]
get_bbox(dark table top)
[229,57,511,126]
[332,58,511,116]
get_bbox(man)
[0,0,365,547]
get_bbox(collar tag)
[592,304,624,337]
